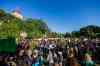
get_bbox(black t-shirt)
[56,46,63,52]
[63,49,67,59]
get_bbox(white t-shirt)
[47,51,54,63]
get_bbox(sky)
[0,0,100,32]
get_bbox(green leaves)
[23,19,49,38]
[0,9,5,17]
[0,14,21,38]
[79,25,100,38]
[0,9,49,39]
[64,25,100,38]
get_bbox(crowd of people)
[0,38,98,66]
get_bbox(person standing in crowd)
[7,57,16,66]
[0,38,98,66]
[80,53,96,66]
[47,49,54,66]
[0,56,8,66]
[67,47,80,66]
[58,51,63,66]
[48,41,56,50]
[39,39,46,57]
[16,49,26,66]
[55,42,63,66]
[78,42,86,63]
[32,49,44,66]
[88,40,96,62]
[62,47,67,66]
[32,49,39,66]
[74,40,79,58]
[24,46,33,66]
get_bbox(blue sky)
[0,0,100,32]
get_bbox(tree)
[0,9,5,17]
[96,33,100,38]
[37,19,50,34]
[23,18,49,38]
[64,32,71,38]
[0,13,23,38]
[47,32,65,38]
[0,9,50,39]
[71,31,80,38]
[80,25,100,38]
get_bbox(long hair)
[67,47,80,66]
[67,47,75,58]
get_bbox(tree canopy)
[0,9,100,39]
[64,25,100,38]
[80,25,100,38]
[0,9,49,39]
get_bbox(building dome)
[11,8,23,20]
